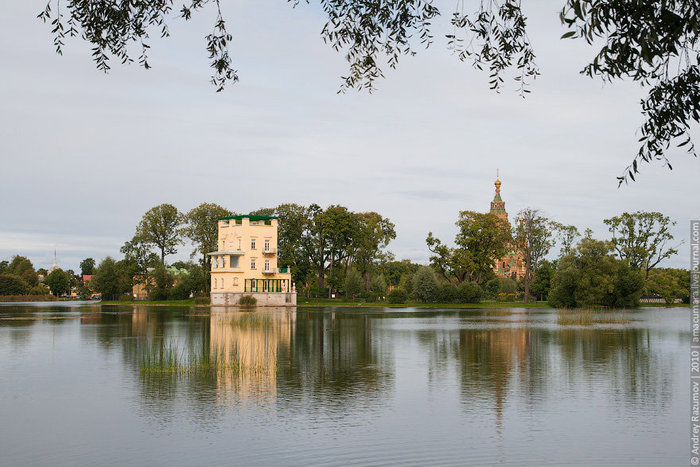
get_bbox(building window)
[230,256,239,268]
[502,261,506,269]
[214,278,218,289]
[265,260,270,271]
[251,259,256,270]
[238,238,241,250]
[233,277,239,286]
[220,277,224,288]
[251,238,256,249]
[264,239,270,251]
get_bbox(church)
[488,172,526,279]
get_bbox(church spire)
[490,170,507,220]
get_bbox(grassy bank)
[296,298,551,308]
[88,298,691,309]
[0,295,57,302]
[100,299,200,306]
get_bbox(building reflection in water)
[209,307,295,405]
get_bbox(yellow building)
[489,173,526,279]
[209,215,296,306]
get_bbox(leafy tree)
[0,274,30,295]
[184,203,233,268]
[301,204,357,296]
[398,272,414,298]
[79,258,96,276]
[5,256,39,286]
[381,260,419,288]
[552,223,580,257]
[148,263,175,300]
[93,257,128,300]
[135,204,184,264]
[0,261,8,274]
[351,212,396,282]
[269,203,313,284]
[604,211,679,278]
[530,259,555,302]
[344,268,362,299]
[45,269,71,296]
[37,268,48,277]
[369,274,387,296]
[120,235,160,274]
[515,208,555,303]
[643,267,691,304]
[427,211,511,285]
[548,237,644,308]
[412,266,438,302]
[38,1,699,180]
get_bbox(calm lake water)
[0,304,688,466]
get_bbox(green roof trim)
[218,214,279,221]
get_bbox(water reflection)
[0,305,687,467]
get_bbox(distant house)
[132,266,190,300]
[209,215,296,306]
[82,275,94,283]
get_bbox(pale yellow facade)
[209,216,294,300]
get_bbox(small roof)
[218,215,278,221]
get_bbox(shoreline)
[1,299,684,309]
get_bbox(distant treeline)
[0,206,688,307]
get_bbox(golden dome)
[494,169,501,191]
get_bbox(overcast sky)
[0,1,697,272]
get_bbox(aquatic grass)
[557,308,631,325]
[138,341,273,376]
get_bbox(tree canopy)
[427,211,511,285]
[37,0,699,182]
[134,203,184,264]
[603,211,678,278]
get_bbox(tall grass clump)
[557,308,631,325]
[238,295,257,306]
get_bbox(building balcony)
[262,248,277,255]
[207,250,245,256]
[260,267,290,274]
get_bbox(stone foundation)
[210,292,297,307]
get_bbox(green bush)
[0,274,30,295]
[194,296,210,305]
[435,283,457,303]
[365,292,379,302]
[117,293,133,302]
[412,266,438,302]
[457,281,483,303]
[238,295,257,305]
[28,284,50,296]
[387,289,408,304]
[168,281,191,300]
